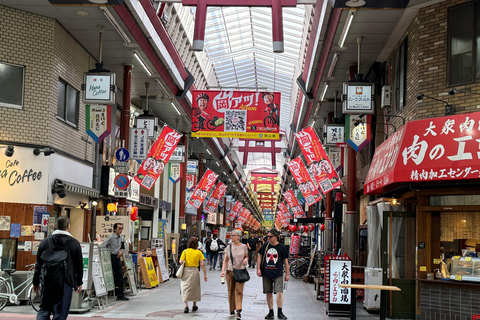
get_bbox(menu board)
[92,244,107,297]
[151,238,169,282]
[100,249,115,292]
[96,216,130,243]
[122,250,137,296]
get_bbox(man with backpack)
[207,233,225,270]
[33,215,83,320]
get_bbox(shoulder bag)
[176,251,186,279]
[229,245,250,283]
[260,243,270,270]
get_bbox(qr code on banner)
[141,175,155,189]
[319,178,333,193]
[225,110,246,132]
[305,195,315,205]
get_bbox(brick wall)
[0,5,96,163]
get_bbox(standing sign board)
[86,105,112,143]
[81,243,92,290]
[100,249,115,292]
[121,251,138,295]
[151,238,169,282]
[324,254,352,316]
[139,256,159,288]
[129,128,148,160]
[91,244,107,297]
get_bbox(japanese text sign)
[134,125,183,190]
[365,112,480,194]
[325,125,345,146]
[342,83,374,114]
[205,182,227,213]
[295,126,342,193]
[188,169,219,209]
[228,201,243,221]
[129,128,148,160]
[345,114,371,152]
[86,105,111,143]
[191,90,281,140]
[287,157,322,206]
[283,190,304,218]
[186,174,196,192]
[328,259,351,304]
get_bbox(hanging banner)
[283,190,304,218]
[86,105,111,143]
[328,147,343,172]
[345,114,371,152]
[188,169,219,209]
[287,157,322,206]
[134,125,183,190]
[228,201,243,221]
[129,128,148,160]
[186,174,196,192]
[191,90,281,140]
[205,182,227,213]
[169,163,181,184]
[295,126,342,194]
[278,202,291,219]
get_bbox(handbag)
[176,262,185,279]
[229,245,250,283]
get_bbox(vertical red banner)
[287,157,322,206]
[283,190,304,218]
[228,201,243,221]
[205,182,227,213]
[188,169,219,209]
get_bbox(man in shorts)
[257,229,289,319]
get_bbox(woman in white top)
[221,230,248,319]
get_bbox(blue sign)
[115,148,130,162]
[114,174,130,190]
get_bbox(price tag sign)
[433,259,441,265]
[453,256,460,260]
[465,257,472,262]
[419,266,427,272]
[455,275,462,281]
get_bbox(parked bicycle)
[168,257,178,278]
[289,251,323,280]
[0,263,41,311]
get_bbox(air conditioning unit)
[364,267,382,310]
[381,85,391,108]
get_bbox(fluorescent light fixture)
[223,171,227,175]
[100,7,132,45]
[133,50,152,76]
[170,102,181,115]
[320,82,329,101]
[327,53,339,78]
[225,156,233,171]
[216,161,220,166]
[206,149,212,155]
[90,0,108,3]
[338,9,356,48]
[312,120,316,127]
[154,79,171,98]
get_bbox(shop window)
[0,62,25,109]
[0,239,18,270]
[57,79,79,127]
[393,38,407,112]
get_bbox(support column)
[325,191,333,253]
[179,135,188,232]
[345,145,356,259]
[118,64,133,216]
[195,152,204,235]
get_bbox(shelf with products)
[450,256,480,282]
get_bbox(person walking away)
[179,237,208,313]
[257,229,290,320]
[221,230,248,319]
[204,233,212,266]
[247,233,259,268]
[33,216,83,320]
[208,233,225,270]
[100,223,129,301]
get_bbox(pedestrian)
[257,229,290,320]
[241,232,248,245]
[204,233,212,265]
[221,230,248,319]
[208,232,226,270]
[100,223,129,301]
[33,216,83,320]
[247,232,259,268]
[180,237,208,313]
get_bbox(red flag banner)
[205,182,227,213]
[191,90,281,140]
[295,126,342,193]
[278,202,291,219]
[186,174,196,192]
[134,125,182,190]
[228,201,243,221]
[283,190,305,218]
[287,157,322,206]
[188,169,219,209]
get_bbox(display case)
[450,257,480,282]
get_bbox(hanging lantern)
[291,225,297,232]
[131,206,138,216]
[130,210,138,221]
[320,224,325,232]
[309,224,315,232]
[299,225,305,233]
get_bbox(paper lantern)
[289,234,300,256]
[291,225,297,232]
[130,210,138,221]
[299,225,305,232]
[320,224,325,232]
[309,224,315,232]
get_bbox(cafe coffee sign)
[83,72,116,105]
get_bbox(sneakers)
[116,296,129,301]
[265,312,274,319]
[184,307,189,313]
[236,310,242,319]
[278,312,288,319]
[209,266,212,270]
[230,311,235,317]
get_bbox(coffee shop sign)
[1,159,42,187]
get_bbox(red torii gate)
[250,172,278,193]
[240,141,282,169]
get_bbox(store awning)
[365,112,480,195]
[64,181,100,198]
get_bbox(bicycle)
[0,263,41,311]
[264,110,279,130]
[192,115,221,132]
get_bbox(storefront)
[364,112,480,319]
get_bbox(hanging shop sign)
[169,146,185,162]
[83,72,116,105]
[207,211,217,224]
[295,126,342,194]
[188,169,219,209]
[186,160,198,175]
[139,194,159,209]
[190,90,281,140]
[134,125,182,190]
[325,124,345,146]
[127,179,140,202]
[328,147,343,172]
[365,112,480,195]
[345,114,371,152]
[168,163,181,184]
[86,105,112,143]
[287,157,322,206]
[283,190,304,218]
[342,83,375,115]
[204,182,227,213]
[186,174,196,192]
[129,128,148,160]
[135,116,157,139]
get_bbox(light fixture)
[79,202,88,209]
[89,0,108,3]
[320,82,329,101]
[417,93,453,116]
[345,0,366,7]
[52,179,66,198]
[391,195,398,206]
[206,149,212,155]
[0,145,14,157]
[76,11,88,16]
[171,102,181,115]
[338,9,356,48]
[33,147,55,156]
[91,199,98,206]
[99,6,132,45]
[216,161,220,166]
[133,50,152,76]
[327,53,339,78]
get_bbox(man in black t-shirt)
[247,233,259,268]
[257,229,290,320]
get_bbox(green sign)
[122,251,137,295]
[100,249,115,292]
[262,221,273,228]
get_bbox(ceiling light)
[338,9,356,48]
[327,53,339,78]
[345,0,366,7]
[133,50,152,76]
[171,102,181,115]
[77,11,88,16]
[99,6,132,45]
[320,82,329,101]
[206,149,212,155]
[216,161,220,166]
[89,0,108,3]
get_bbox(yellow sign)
[181,223,187,230]
[419,266,427,272]
[262,221,273,228]
[455,275,462,281]
[144,257,159,287]
[452,256,460,260]
[192,131,279,140]
[465,257,472,262]
[433,259,441,264]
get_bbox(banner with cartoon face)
[188,169,219,209]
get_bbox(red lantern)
[299,225,305,233]
[130,211,138,221]
[309,224,315,232]
[320,224,325,232]
[291,225,297,232]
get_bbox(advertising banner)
[287,157,322,206]
[188,169,219,209]
[295,126,342,194]
[205,182,227,213]
[134,126,183,190]
[228,201,243,221]
[283,190,304,218]
[278,202,291,219]
[86,105,111,143]
[186,174,196,192]
[191,90,281,140]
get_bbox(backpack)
[210,239,219,252]
[40,237,70,288]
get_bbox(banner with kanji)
[169,163,181,184]
[186,174,196,192]
[283,190,305,218]
[287,157,322,206]
[191,90,281,140]
[295,126,342,194]
[278,202,291,219]
[228,201,243,221]
[345,114,371,151]
[205,182,227,213]
[188,169,219,209]
[86,105,111,143]
[134,125,183,190]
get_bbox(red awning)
[365,112,480,195]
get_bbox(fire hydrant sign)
[86,105,111,143]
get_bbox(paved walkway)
[1,267,386,320]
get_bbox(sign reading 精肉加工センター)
[86,105,112,143]
[191,90,281,140]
